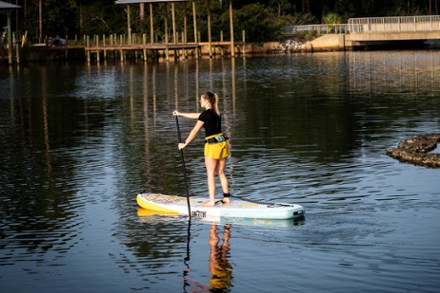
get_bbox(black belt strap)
[205,135,229,144]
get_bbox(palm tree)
[322,12,342,33]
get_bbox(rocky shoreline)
[387,134,440,168]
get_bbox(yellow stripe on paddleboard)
[136,194,179,214]
[137,207,179,217]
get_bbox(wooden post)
[143,33,147,62]
[110,34,114,61]
[229,0,235,57]
[14,33,20,63]
[220,31,224,57]
[140,3,144,20]
[103,34,107,61]
[172,2,177,44]
[96,34,100,63]
[38,0,43,43]
[242,30,246,55]
[207,0,212,58]
[183,13,187,58]
[86,35,90,63]
[127,5,132,45]
[120,34,124,63]
[165,3,169,61]
[192,0,199,59]
[149,3,154,44]
[7,11,13,64]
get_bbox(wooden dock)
[1,40,246,64]
[83,41,245,63]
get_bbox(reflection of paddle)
[175,115,192,218]
[182,218,192,292]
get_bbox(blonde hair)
[202,91,220,116]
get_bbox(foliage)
[322,12,342,33]
[228,3,276,42]
[8,0,440,43]
[80,1,125,35]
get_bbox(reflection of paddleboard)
[136,192,305,220]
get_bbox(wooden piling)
[207,0,212,58]
[220,31,224,56]
[229,0,235,57]
[149,3,154,44]
[102,34,107,60]
[192,0,199,59]
[86,35,90,63]
[143,34,147,62]
[242,30,246,55]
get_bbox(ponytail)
[203,91,220,116]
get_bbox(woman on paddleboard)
[173,91,231,206]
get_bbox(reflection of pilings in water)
[221,59,228,115]
[220,58,234,134]
[184,61,189,110]
[174,64,179,111]
[166,62,171,106]
[209,58,214,90]
[349,51,440,94]
[8,67,15,123]
[195,60,200,112]
[231,58,236,116]
[129,66,135,127]
[227,58,236,183]
[143,63,152,187]
[41,67,53,185]
[152,64,157,126]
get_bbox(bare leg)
[217,158,230,203]
[204,156,218,206]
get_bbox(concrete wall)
[347,31,440,41]
[301,34,346,52]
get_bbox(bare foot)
[222,198,231,204]
[203,201,215,207]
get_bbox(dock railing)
[281,24,353,35]
[282,15,440,36]
[348,15,440,32]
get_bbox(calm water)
[1,51,440,292]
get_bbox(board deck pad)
[136,192,305,220]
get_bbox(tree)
[12,0,440,43]
[322,12,342,33]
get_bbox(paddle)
[175,115,192,218]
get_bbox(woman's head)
[201,91,220,115]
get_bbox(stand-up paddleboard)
[136,192,305,220]
[137,208,304,227]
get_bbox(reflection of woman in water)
[183,224,233,292]
[208,224,233,290]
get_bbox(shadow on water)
[1,51,440,292]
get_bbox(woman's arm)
[179,120,204,150]
[173,111,199,119]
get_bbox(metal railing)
[281,24,352,35]
[348,15,440,32]
[281,15,440,35]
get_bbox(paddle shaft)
[175,115,192,218]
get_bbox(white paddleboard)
[136,192,305,220]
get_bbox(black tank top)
[198,109,222,137]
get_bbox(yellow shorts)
[204,134,229,159]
